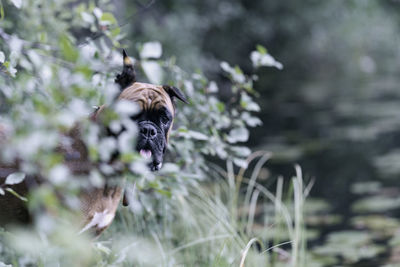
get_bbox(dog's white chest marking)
[78,209,115,234]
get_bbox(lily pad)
[306,214,342,226]
[304,198,331,214]
[351,215,400,236]
[313,231,384,263]
[352,196,400,213]
[351,181,381,195]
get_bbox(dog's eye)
[160,114,170,124]
[130,112,143,121]
[158,109,171,124]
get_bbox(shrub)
[0,1,308,266]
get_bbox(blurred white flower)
[87,124,100,147]
[115,100,139,116]
[40,65,52,82]
[9,36,23,54]
[98,137,117,162]
[49,165,70,185]
[220,61,246,83]
[184,80,194,96]
[208,81,219,93]
[140,42,162,59]
[109,120,122,134]
[93,7,103,19]
[359,55,376,74]
[130,161,151,177]
[81,44,97,60]
[27,50,41,67]
[118,131,136,153]
[89,170,105,187]
[99,163,115,175]
[250,51,283,70]
[69,99,91,118]
[227,127,249,143]
[10,0,22,8]
[104,83,120,105]
[16,131,58,158]
[81,12,94,24]
[0,51,5,63]
[56,112,76,128]
[142,61,164,84]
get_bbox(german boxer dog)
[0,50,187,236]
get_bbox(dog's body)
[0,50,187,235]
[0,167,31,225]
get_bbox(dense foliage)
[0,0,304,266]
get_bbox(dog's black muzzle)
[136,121,165,171]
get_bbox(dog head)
[115,50,187,171]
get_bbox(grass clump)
[97,152,311,267]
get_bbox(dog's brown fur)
[0,50,187,235]
[78,82,181,235]
[120,83,175,113]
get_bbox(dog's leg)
[78,187,123,236]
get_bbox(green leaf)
[89,146,99,161]
[5,188,27,202]
[120,153,137,163]
[59,35,78,62]
[177,127,189,133]
[256,44,268,54]
[2,60,17,77]
[0,0,4,20]
[156,189,172,198]
[110,27,121,38]
[75,65,93,78]
[5,172,25,185]
[216,102,225,112]
[234,65,243,75]
[100,12,117,25]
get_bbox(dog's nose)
[140,124,157,139]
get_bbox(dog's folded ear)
[162,85,188,104]
[115,49,136,90]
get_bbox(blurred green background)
[121,0,400,219]
[118,0,400,264]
